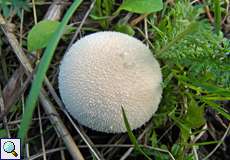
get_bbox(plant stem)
[214,0,221,35]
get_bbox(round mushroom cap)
[58,31,162,133]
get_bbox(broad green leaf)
[114,23,135,36]
[27,20,75,52]
[119,0,163,14]
[27,20,60,52]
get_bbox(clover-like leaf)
[27,20,60,52]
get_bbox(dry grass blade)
[67,0,96,49]
[0,66,24,120]
[104,135,127,159]
[37,104,47,160]
[63,109,104,160]
[25,147,66,160]
[119,123,151,160]
[44,0,68,20]
[130,13,149,27]
[0,16,32,74]
[0,86,10,138]
[39,90,84,160]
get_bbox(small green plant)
[117,0,229,159]
[146,0,230,159]
[90,0,115,29]
[114,23,135,36]
[0,0,30,18]
[90,0,163,30]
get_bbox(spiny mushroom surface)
[58,31,162,133]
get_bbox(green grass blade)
[121,106,151,160]
[213,0,221,35]
[187,141,220,147]
[17,0,83,144]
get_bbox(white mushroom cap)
[58,31,162,133]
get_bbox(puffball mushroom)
[58,31,162,133]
